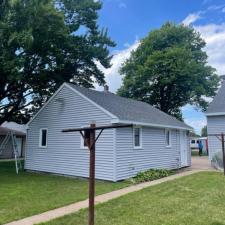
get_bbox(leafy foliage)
[133,169,174,183]
[118,22,219,120]
[201,125,207,137]
[0,0,115,124]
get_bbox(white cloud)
[182,12,202,25]
[184,117,207,134]
[95,40,140,93]
[194,23,225,75]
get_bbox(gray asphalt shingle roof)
[68,83,191,130]
[206,81,225,114]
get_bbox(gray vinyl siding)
[115,127,190,181]
[25,86,115,181]
[207,115,225,160]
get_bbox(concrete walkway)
[191,156,214,170]
[5,169,206,225]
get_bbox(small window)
[81,130,90,149]
[133,127,142,149]
[39,128,48,148]
[197,140,199,144]
[191,140,195,144]
[165,129,171,147]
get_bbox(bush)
[212,151,224,171]
[133,169,174,184]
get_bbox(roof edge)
[65,83,118,120]
[111,119,193,131]
[205,112,225,116]
[27,83,119,127]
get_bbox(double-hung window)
[133,127,142,149]
[39,128,48,148]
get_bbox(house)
[25,83,192,181]
[205,81,225,160]
[0,126,26,159]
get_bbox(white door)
[16,138,22,157]
[180,131,188,167]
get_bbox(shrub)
[133,169,174,183]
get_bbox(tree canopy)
[201,125,207,137]
[118,22,219,120]
[0,0,115,124]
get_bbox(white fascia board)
[27,83,67,127]
[65,83,118,120]
[111,119,192,131]
[205,112,225,116]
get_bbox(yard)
[41,171,225,225]
[0,161,129,224]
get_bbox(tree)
[118,22,219,120]
[0,0,115,124]
[201,126,207,137]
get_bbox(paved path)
[191,156,214,170]
[5,169,205,225]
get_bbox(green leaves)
[118,22,219,120]
[0,0,115,123]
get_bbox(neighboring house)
[2,121,28,134]
[0,126,26,159]
[190,137,208,152]
[206,81,225,160]
[25,83,192,181]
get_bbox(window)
[133,127,142,149]
[80,130,90,149]
[191,140,195,144]
[39,128,48,148]
[165,129,171,147]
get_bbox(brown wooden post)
[89,123,96,225]
[221,133,225,176]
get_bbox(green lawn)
[41,172,225,225]
[0,161,129,224]
[191,150,208,156]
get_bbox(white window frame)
[80,128,89,149]
[165,129,172,147]
[133,126,142,149]
[39,128,48,148]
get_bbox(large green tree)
[0,0,115,124]
[118,22,219,120]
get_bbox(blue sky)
[95,0,225,134]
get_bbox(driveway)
[191,156,214,170]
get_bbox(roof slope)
[67,83,191,130]
[206,81,225,114]
[0,126,26,136]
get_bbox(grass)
[41,172,225,225]
[0,161,129,224]
[191,149,208,156]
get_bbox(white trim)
[27,82,118,127]
[113,128,117,182]
[165,129,172,148]
[111,119,192,131]
[39,128,48,148]
[133,126,142,149]
[205,112,225,116]
[65,83,118,119]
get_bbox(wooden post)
[89,123,96,225]
[221,133,225,176]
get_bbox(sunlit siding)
[207,115,225,160]
[25,86,115,181]
[115,127,190,181]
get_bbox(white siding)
[207,115,225,160]
[25,86,115,181]
[115,127,190,181]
